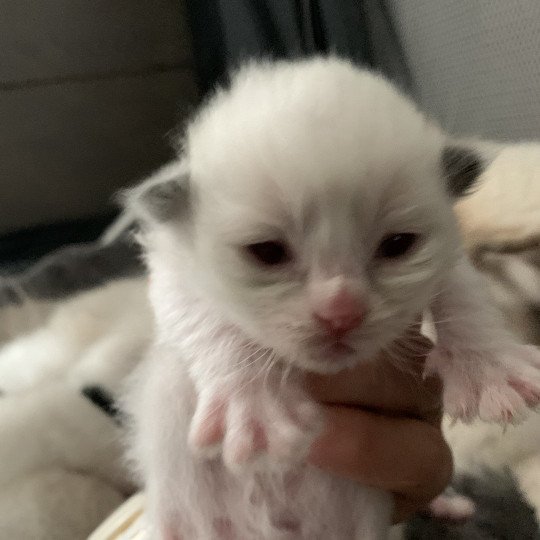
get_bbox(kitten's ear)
[442,144,485,197]
[122,161,191,225]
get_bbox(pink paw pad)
[189,397,226,450]
[442,384,479,422]
[434,343,540,424]
[162,527,183,540]
[477,383,527,424]
[508,378,540,408]
[189,382,323,469]
[428,494,475,521]
[223,417,267,466]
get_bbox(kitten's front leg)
[187,334,323,470]
[427,257,540,423]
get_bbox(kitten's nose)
[313,288,366,339]
[314,312,364,339]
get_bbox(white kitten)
[123,57,540,539]
[0,277,151,394]
[0,277,149,539]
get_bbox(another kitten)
[123,57,540,539]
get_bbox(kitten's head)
[131,57,484,373]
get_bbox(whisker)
[278,362,293,397]
[381,344,423,377]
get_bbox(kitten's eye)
[245,241,291,266]
[376,233,418,259]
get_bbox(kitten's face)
[178,59,463,373]
[189,156,457,373]
[154,59,466,373]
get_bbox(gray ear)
[139,177,188,222]
[442,145,484,197]
[125,161,190,224]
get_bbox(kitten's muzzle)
[312,289,366,339]
[313,311,364,339]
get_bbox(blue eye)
[245,241,291,266]
[377,233,418,258]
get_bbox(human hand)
[306,324,452,523]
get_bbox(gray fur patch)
[529,303,540,344]
[140,179,189,222]
[81,385,121,425]
[0,283,22,306]
[7,237,144,302]
[442,146,484,197]
[405,468,539,539]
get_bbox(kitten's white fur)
[123,57,540,539]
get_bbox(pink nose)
[313,292,365,338]
[314,312,364,339]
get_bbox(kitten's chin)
[291,342,368,374]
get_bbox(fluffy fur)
[123,57,540,539]
[453,140,540,344]
[0,276,150,539]
[404,469,539,539]
[0,278,151,394]
[445,413,540,523]
[447,140,540,519]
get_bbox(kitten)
[452,140,540,344]
[0,277,148,539]
[123,57,540,539]
[0,277,150,394]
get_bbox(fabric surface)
[1,1,197,235]
[185,0,410,93]
[88,493,149,540]
[387,0,540,141]
[0,236,144,303]
[186,1,540,142]
[0,214,116,273]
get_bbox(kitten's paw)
[428,344,540,424]
[428,493,475,521]
[188,379,323,469]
